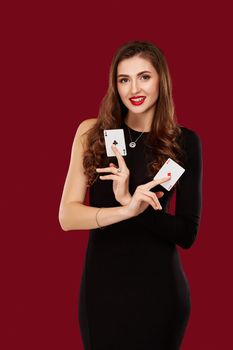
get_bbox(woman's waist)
[85,237,188,285]
[87,226,177,259]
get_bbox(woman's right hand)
[122,175,171,218]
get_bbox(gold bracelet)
[96,207,104,229]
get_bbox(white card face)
[153,158,185,191]
[103,129,127,157]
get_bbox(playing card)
[103,129,127,157]
[153,158,185,191]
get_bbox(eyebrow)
[117,70,152,78]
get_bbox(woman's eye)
[119,78,128,83]
[141,75,150,80]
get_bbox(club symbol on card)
[103,129,127,157]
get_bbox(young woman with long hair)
[58,40,202,349]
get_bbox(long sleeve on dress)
[135,129,203,249]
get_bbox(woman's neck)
[124,114,152,132]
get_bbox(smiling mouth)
[129,96,146,105]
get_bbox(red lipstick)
[129,96,146,106]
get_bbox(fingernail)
[96,168,100,171]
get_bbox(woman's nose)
[130,79,141,94]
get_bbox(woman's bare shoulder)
[76,117,98,136]
[73,118,98,151]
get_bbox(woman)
[58,40,202,349]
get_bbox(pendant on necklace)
[129,142,136,148]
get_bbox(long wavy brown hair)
[82,40,186,188]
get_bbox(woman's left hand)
[96,144,131,205]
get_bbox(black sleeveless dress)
[78,122,202,350]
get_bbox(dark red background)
[1,1,232,349]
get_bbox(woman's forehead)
[117,56,155,75]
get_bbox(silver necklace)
[127,126,145,148]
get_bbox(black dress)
[78,122,202,350]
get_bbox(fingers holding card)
[153,158,185,191]
[103,131,185,191]
[104,129,127,157]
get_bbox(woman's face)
[116,55,160,114]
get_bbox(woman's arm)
[58,119,170,231]
[135,129,203,249]
[58,118,131,231]
[59,202,129,231]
